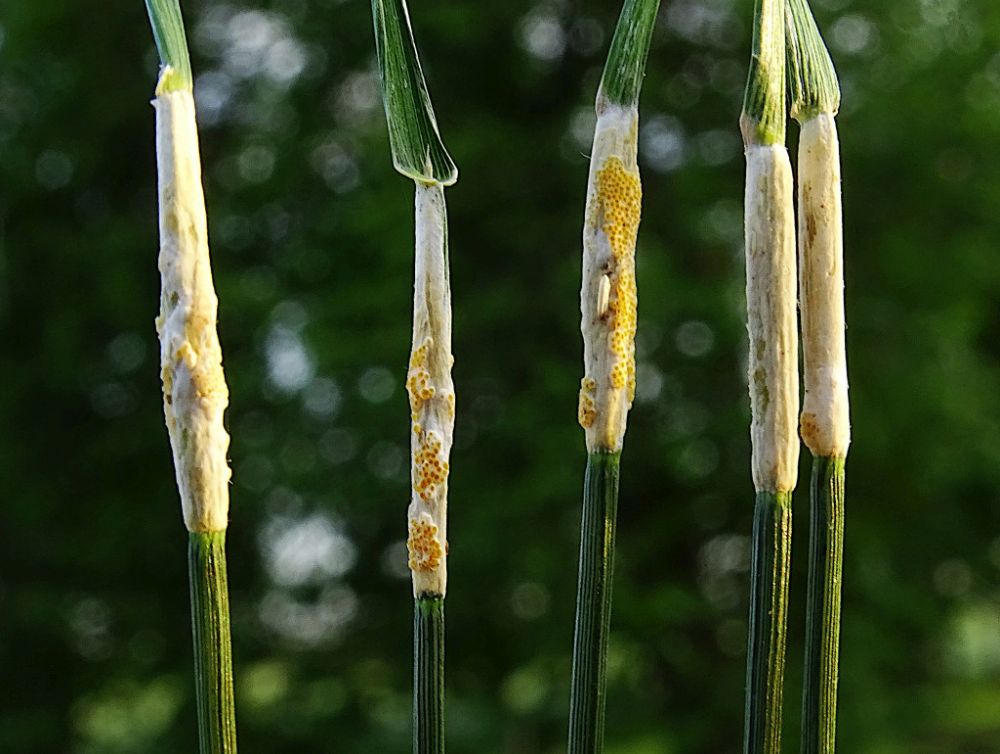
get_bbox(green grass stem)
[743,491,792,754]
[568,451,621,754]
[188,531,237,754]
[414,595,445,754]
[801,456,845,754]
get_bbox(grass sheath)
[572,3,657,750]
[568,452,621,753]
[414,595,445,754]
[787,3,848,749]
[372,2,457,751]
[145,2,238,751]
[744,492,792,754]
[740,1,797,751]
[801,456,845,754]
[189,532,238,754]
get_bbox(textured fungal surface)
[798,113,850,458]
[154,71,231,533]
[580,105,643,452]
[407,512,444,573]
[744,144,799,493]
[406,182,454,597]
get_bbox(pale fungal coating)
[407,512,444,573]
[407,181,454,597]
[153,69,232,533]
[745,144,799,493]
[798,114,850,458]
[580,104,643,452]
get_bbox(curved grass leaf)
[786,0,840,121]
[372,0,458,185]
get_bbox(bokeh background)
[2,0,999,751]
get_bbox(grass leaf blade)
[372,0,458,185]
[144,0,193,91]
[598,0,661,108]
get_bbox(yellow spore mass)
[578,377,598,429]
[413,429,449,502]
[406,338,435,418]
[407,514,443,573]
[596,156,641,402]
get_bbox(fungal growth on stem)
[787,1,849,751]
[405,181,455,599]
[570,2,660,752]
[144,1,238,752]
[578,0,658,455]
[740,1,797,753]
[373,0,457,750]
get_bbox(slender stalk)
[568,452,621,753]
[571,3,658,751]
[787,3,849,750]
[741,1,797,752]
[372,3,456,751]
[801,456,845,754]
[144,4,238,752]
[414,595,445,754]
[189,532,238,754]
[744,492,792,754]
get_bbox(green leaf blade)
[742,0,786,145]
[372,0,458,185]
[598,0,662,109]
[144,0,193,91]
[786,0,840,121]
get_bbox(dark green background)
[1,1,998,752]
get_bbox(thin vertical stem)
[801,455,845,754]
[568,451,621,754]
[188,531,238,754]
[414,594,445,754]
[744,491,792,754]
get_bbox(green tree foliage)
[0,1,998,752]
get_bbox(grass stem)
[801,456,845,754]
[568,451,621,754]
[414,595,445,754]
[188,531,238,754]
[744,491,792,754]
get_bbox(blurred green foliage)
[1,0,999,752]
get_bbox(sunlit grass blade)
[372,0,457,185]
[740,1,797,753]
[570,2,659,751]
[787,1,849,750]
[144,2,238,752]
[372,2,457,751]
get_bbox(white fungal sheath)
[579,104,643,453]
[745,144,799,493]
[798,114,850,458]
[405,182,454,597]
[153,71,232,533]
